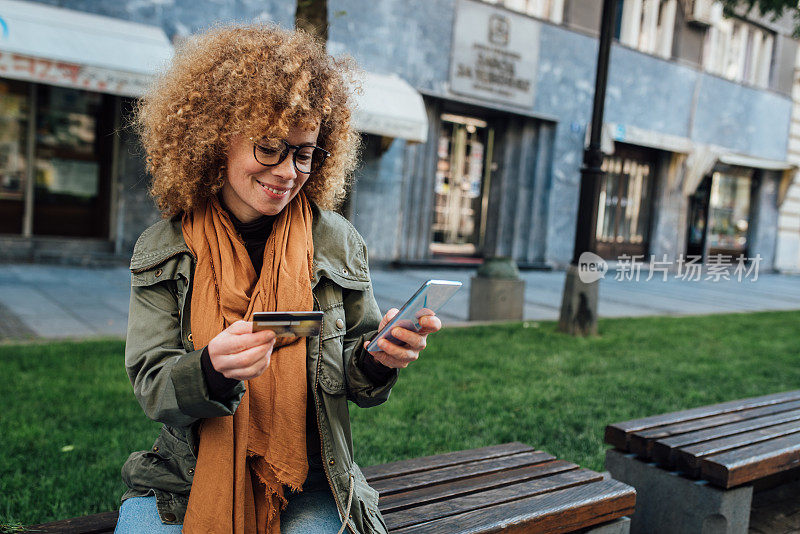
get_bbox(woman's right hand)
[207,320,276,381]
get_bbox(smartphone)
[366,279,462,353]
[252,311,324,337]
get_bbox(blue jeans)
[114,496,183,534]
[114,473,342,533]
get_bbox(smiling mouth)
[257,181,290,196]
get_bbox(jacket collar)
[308,203,371,291]
[129,204,371,291]
[129,217,191,273]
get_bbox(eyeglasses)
[250,138,330,175]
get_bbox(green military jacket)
[120,203,397,534]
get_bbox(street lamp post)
[558,0,618,336]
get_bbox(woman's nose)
[272,153,297,181]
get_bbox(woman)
[116,25,440,534]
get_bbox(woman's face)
[221,124,321,222]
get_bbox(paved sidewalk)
[0,263,798,340]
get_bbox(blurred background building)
[0,0,798,272]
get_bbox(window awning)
[718,152,798,207]
[351,72,428,143]
[599,122,694,154]
[0,0,172,97]
[683,144,798,199]
[717,152,796,171]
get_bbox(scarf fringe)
[248,452,307,533]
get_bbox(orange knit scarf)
[180,193,314,533]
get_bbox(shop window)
[617,0,677,59]
[481,0,565,24]
[595,146,656,259]
[34,85,112,237]
[0,80,114,238]
[0,80,30,234]
[686,169,754,259]
[702,3,774,88]
[707,170,752,256]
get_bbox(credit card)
[252,311,324,337]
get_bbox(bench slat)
[27,511,118,534]
[370,450,556,496]
[379,459,578,514]
[651,407,800,467]
[701,432,800,488]
[362,441,534,482]
[390,479,636,534]
[604,390,800,451]
[28,443,632,534]
[628,400,800,459]
[384,468,602,530]
[677,420,800,476]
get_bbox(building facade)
[775,45,800,273]
[0,0,797,272]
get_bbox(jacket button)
[341,267,348,275]
[329,458,335,466]
[187,333,193,343]
[163,512,177,522]
[155,268,163,277]
[335,318,344,330]
[152,446,159,453]
[188,467,194,475]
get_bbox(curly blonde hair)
[136,24,360,216]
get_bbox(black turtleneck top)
[231,213,275,273]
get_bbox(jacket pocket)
[318,295,347,395]
[353,476,388,534]
[361,501,389,534]
[123,425,196,496]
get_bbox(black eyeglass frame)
[250,138,330,175]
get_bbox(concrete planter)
[468,257,525,321]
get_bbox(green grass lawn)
[2,311,799,528]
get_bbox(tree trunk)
[295,0,328,44]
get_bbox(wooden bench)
[604,390,800,534]
[29,442,635,533]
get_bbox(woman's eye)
[258,146,281,156]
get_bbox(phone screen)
[366,280,462,353]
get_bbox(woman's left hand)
[364,308,442,369]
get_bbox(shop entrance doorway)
[429,113,493,258]
[686,177,710,258]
